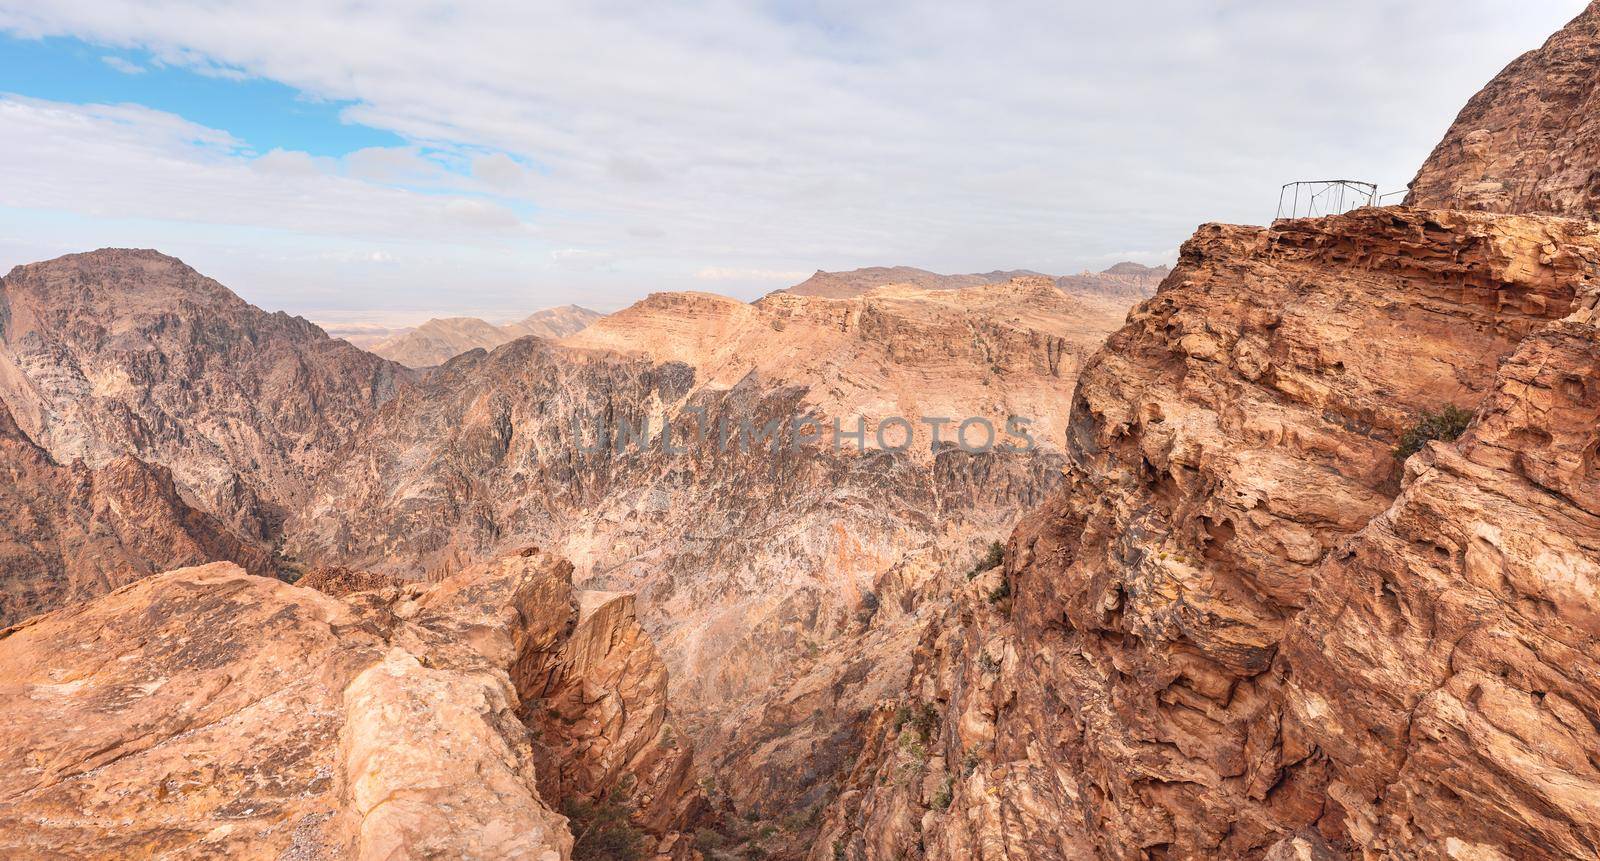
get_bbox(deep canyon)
[2,4,1600,860]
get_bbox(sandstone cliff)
[0,548,698,859]
[0,249,410,543]
[812,208,1600,859]
[0,241,1127,846]
[1407,2,1600,219]
[563,276,1132,455]
[0,398,273,626]
[289,274,1125,826]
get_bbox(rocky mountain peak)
[3,247,247,315]
[0,248,408,544]
[1407,1,1600,218]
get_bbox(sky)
[0,1,1588,326]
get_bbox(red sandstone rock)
[0,550,699,859]
[812,208,1600,860]
[0,398,273,626]
[1408,2,1600,219]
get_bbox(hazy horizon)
[0,1,1588,324]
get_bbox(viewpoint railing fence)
[1275,180,1379,220]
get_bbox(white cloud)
[0,0,1590,317]
[550,248,617,271]
[696,267,809,282]
[251,147,331,177]
[100,54,143,74]
[443,198,524,230]
[471,153,537,189]
[345,146,444,185]
[607,154,665,184]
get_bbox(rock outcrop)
[529,590,703,846]
[1407,2,1600,219]
[370,306,601,368]
[1278,281,1600,857]
[0,398,273,626]
[286,274,1136,826]
[812,207,1600,859]
[0,242,1130,844]
[0,249,410,542]
[1056,262,1170,300]
[0,548,698,859]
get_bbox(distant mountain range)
[364,305,603,367]
[318,264,1169,370]
[784,261,1169,300]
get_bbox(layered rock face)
[1407,2,1600,219]
[289,276,1128,821]
[1056,262,1171,300]
[783,263,1166,302]
[529,590,703,845]
[0,399,273,626]
[1279,284,1600,857]
[0,549,698,860]
[0,242,1130,845]
[370,306,601,368]
[812,208,1600,859]
[564,276,1133,454]
[0,249,409,542]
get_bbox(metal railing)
[1275,180,1378,220]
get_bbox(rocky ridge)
[1408,2,1600,219]
[0,548,699,860]
[0,398,274,627]
[811,207,1600,859]
[287,274,1131,826]
[0,246,1133,852]
[783,263,1167,302]
[0,249,410,544]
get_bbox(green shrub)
[694,828,730,853]
[966,540,1005,579]
[781,805,819,832]
[912,702,939,739]
[980,540,1004,570]
[1393,405,1472,461]
[987,578,1011,604]
[565,786,646,861]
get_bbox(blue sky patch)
[0,34,404,156]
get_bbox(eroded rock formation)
[813,208,1600,859]
[1408,2,1600,219]
[0,249,410,542]
[0,548,699,860]
[289,275,1129,823]
[0,398,273,626]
